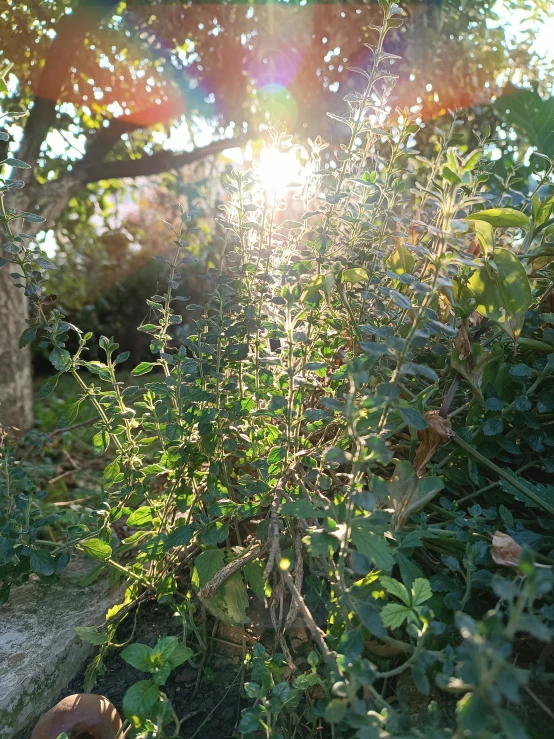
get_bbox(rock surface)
[0,560,122,738]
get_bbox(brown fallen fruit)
[31,694,122,739]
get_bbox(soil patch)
[19,600,247,739]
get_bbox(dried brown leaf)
[491,531,522,569]
[364,639,403,658]
[413,411,453,477]
[467,236,482,257]
[454,324,471,361]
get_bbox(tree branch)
[80,99,188,165]
[80,137,242,183]
[81,119,139,165]
[18,0,120,179]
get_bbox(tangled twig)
[285,529,304,629]
[281,566,340,674]
[198,542,267,601]
[263,474,287,579]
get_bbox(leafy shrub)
[2,4,554,737]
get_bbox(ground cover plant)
[2,2,554,737]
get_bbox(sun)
[257,146,304,196]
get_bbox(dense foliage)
[2,3,554,737]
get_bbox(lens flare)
[257,146,303,195]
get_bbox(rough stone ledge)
[0,559,122,738]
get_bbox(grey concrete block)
[0,559,122,738]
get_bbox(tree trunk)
[0,181,82,432]
[0,266,33,433]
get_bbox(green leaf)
[220,571,250,625]
[132,361,156,376]
[466,208,530,230]
[468,249,532,343]
[400,362,439,383]
[238,706,264,734]
[81,538,112,561]
[2,157,31,169]
[338,627,364,663]
[451,280,477,319]
[167,643,194,670]
[127,506,154,527]
[381,603,411,630]
[75,626,108,646]
[54,550,70,573]
[58,401,81,429]
[121,643,154,671]
[442,165,460,185]
[19,326,37,349]
[103,459,120,487]
[30,549,56,576]
[244,560,266,599]
[156,574,177,598]
[200,521,229,546]
[114,351,130,365]
[499,476,554,512]
[342,267,368,283]
[483,417,504,436]
[38,374,60,400]
[451,342,489,404]
[354,600,385,637]
[49,347,72,372]
[192,549,225,590]
[92,430,109,456]
[35,257,56,270]
[192,549,249,624]
[152,636,179,662]
[399,407,427,430]
[123,680,159,720]
[386,461,444,529]
[386,244,415,276]
[390,289,412,310]
[164,524,195,551]
[380,576,411,606]
[351,521,394,571]
[472,219,495,255]
[411,578,432,607]
[79,563,105,587]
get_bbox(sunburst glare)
[257,146,304,196]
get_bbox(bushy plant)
[2,3,554,737]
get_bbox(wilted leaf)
[413,412,453,478]
[386,244,415,276]
[491,531,522,570]
[364,639,403,657]
[386,460,445,528]
[454,324,471,361]
[451,338,489,404]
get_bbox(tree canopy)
[2,0,550,226]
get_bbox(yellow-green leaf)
[342,267,368,283]
[466,208,530,231]
[468,249,532,343]
[81,538,112,561]
[386,244,415,276]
